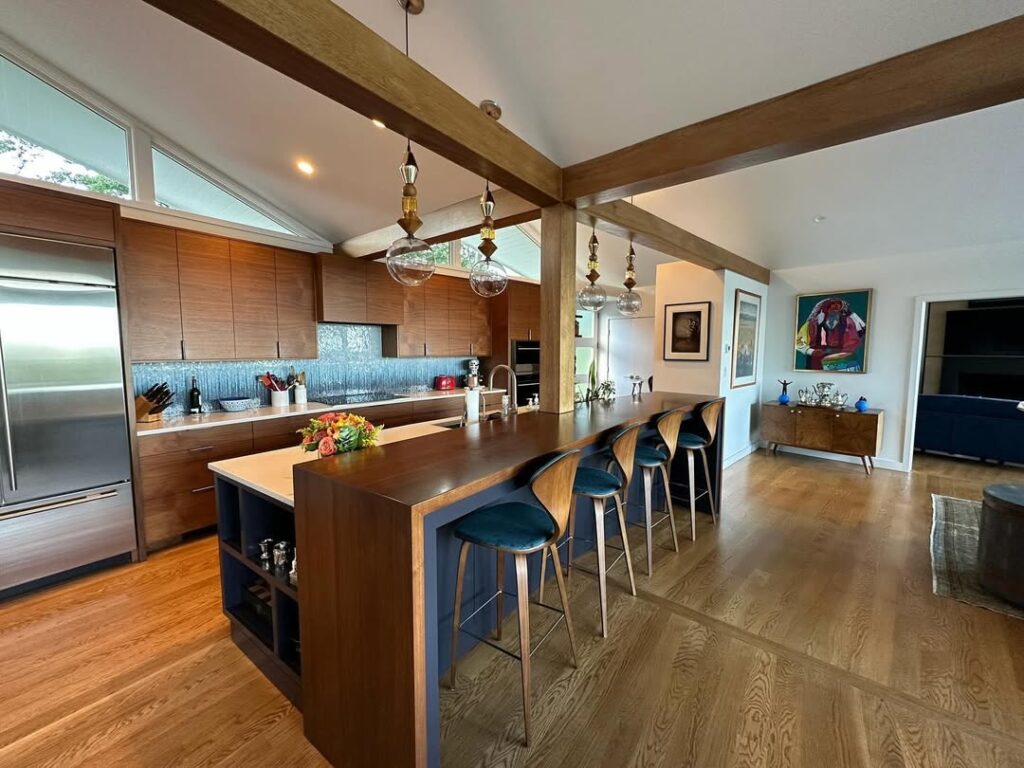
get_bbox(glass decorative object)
[616,243,642,315]
[576,229,607,312]
[470,182,508,297]
[385,142,436,286]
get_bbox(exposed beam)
[563,17,1024,205]
[580,200,770,284]
[142,0,562,206]
[336,188,539,259]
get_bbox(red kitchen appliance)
[434,375,457,391]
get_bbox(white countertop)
[136,388,503,436]
[208,419,454,506]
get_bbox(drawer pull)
[188,445,215,453]
[191,485,215,494]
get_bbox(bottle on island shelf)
[187,376,203,414]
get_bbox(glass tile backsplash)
[132,324,474,416]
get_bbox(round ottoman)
[978,484,1024,608]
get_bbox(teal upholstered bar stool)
[449,449,581,746]
[673,399,723,535]
[539,424,640,638]
[633,406,689,575]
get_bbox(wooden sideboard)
[762,402,883,475]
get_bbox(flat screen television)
[944,307,1024,356]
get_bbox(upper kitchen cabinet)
[176,231,235,360]
[448,277,491,357]
[274,249,318,359]
[364,261,404,325]
[316,252,366,323]
[316,253,404,325]
[230,240,278,359]
[383,275,491,358]
[506,281,541,342]
[119,220,184,361]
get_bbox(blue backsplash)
[133,324,474,417]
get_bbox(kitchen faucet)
[488,364,518,416]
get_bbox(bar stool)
[633,407,689,575]
[449,449,581,746]
[539,424,641,638]
[674,400,723,533]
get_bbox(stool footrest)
[456,594,566,661]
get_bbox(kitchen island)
[211,393,722,768]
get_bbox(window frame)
[0,34,327,247]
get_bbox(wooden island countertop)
[289,392,722,768]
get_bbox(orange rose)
[318,436,337,456]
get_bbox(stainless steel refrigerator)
[0,233,136,594]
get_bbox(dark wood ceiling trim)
[336,188,540,259]
[563,16,1024,205]
[141,0,562,206]
[580,200,770,284]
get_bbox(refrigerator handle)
[0,332,16,491]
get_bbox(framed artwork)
[730,290,761,388]
[663,301,711,361]
[794,289,872,373]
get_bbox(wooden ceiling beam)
[336,188,539,258]
[563,17,1024,205]
[141,0,562,206]
[580,200,771,284]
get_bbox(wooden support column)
[539,204,576,414]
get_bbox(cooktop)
[317,391,407,406]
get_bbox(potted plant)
[297,412,382,458]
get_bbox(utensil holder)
[270,389,289,407]
[293,384,307,405]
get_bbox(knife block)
[135,395,164,423]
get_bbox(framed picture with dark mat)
[663,301,711,361]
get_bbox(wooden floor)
[1,451,1022,767]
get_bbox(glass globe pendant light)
[616,242,642,316]
[469,181,508,297]
[576,227,607,312]
[384,1,434,287]
[385,142,435,286]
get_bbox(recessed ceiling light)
[296,159,315,176]
[813,215,826,223]
[371,118,387,129]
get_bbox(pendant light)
[616,242,642,316]
[385,4,434,287]
[576,226,607,312]
[469,181,508,297]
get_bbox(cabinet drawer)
[412,397,464,421]
[139,423,254,457]
[140,439,254,500]
[353,402,416,428]
[143,488,217,548]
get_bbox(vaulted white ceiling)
[0,0,1020,275]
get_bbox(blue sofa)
[915,395,1024,464]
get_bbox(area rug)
[930,494,1024,620]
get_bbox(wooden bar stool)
[449,449,581,746]
[633,407,689,575]
[673,400,723,539]
[539,424,640,638]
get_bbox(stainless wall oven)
[0,233,135,595]
[511,340,540,406]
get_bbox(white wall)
[764,239,1024,469]
[653,262,769,466]
[719,272,770,465]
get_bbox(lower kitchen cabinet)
[139,422,254,550]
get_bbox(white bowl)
[220,397,259,412]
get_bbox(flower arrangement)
[297,412,382,457]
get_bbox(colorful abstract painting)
[794,289,871,373]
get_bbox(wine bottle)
[187,376,203,414]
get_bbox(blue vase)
[779,393,791,405]
[855,397,868,413]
